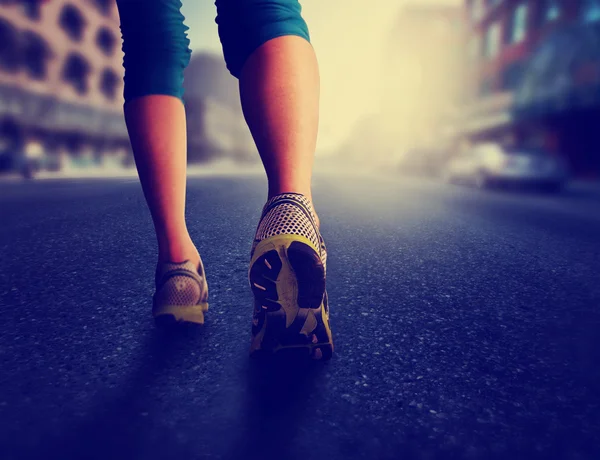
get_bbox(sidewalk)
[566,180,600,199]
[0,160,265,182]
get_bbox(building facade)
[0,0,130,171]
[183,52,257,164]
[462,0,600,177]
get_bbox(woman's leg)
[216,0,332,359]
[240,36,319,206]
[117,0,198,267]
[117,0,208,325]
[216,0,319,207]
[124,97,199,266]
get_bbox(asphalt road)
[1,173,599,460]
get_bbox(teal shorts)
[116,0,310,104]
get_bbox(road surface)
[1,173,599,460]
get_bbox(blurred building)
[0,1,256,175]
[0,0,129,172]
[183,52,257,164]
[339,3,466,172]
[461,0,600,178]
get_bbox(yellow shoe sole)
[249,234,333,360]
[153,302,209,326]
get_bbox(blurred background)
[0,0,598,187]
[2,3,600,458]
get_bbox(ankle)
[267,181,312,201]
[268,189,312,203]
[157,236,200,266]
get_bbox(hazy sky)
[181,0,463,150]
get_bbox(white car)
[444,143,569,192]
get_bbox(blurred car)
[396,147,442,178]
[0,149,41,179]
[444,143,569,192]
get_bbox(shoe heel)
[153,302,209,326]
[249,235,333,360]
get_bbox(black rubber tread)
[154,314,204,330]
[249,249,282,339]
[249,249,280,301]
[249,240,332,360]
[287,241,326,310]
[154,314,179,328]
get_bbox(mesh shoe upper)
[154,260,208,307]
[252,193,327,269]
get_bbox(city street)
[1,172,599,460]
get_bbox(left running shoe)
[153,259,209,325]
[249,193,333,360]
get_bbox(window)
[93,0,112,16]
[96,27,116,56]
[582,0,600,22]
[484,21,501,58]
[0,19,20,72]
[100,68,119,100]
[511,4,528,44]
[62,53,90,94]
[19,0,42,20]
[22,31,50,79]
[534,0,561,28]
[546,0,561,21]
[59,4,85,42]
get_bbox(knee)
[117,0,192,103]
[216,0,310,79]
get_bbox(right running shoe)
[248,193,333,360]
[153,259,209,326]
